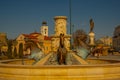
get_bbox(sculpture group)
[57,33,67,65]
[27,17,96,65]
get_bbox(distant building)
[13,21,52,56]
[40,21,48,36]
[15,27,51,55]
[0,33,8,53]
[43,36,51,54]
[15,32,44,55]
[0,33,7,45]
[113,25,120,51]
[99,36,112,47]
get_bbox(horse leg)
[59,53,62,65]
[57,51,62,65]
[57,53,60,64]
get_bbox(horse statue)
[57,33,67,65]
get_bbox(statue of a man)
[89,18,94,32]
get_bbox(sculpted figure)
[90,18,94,32]
[57,33,67,65]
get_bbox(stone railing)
[0,53,120,80]
[0,63,120,80]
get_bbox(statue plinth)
[88,32,95,46]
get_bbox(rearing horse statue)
[57,33,67,65]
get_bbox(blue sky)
[0,0,120,39]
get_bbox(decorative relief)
[54,16,67,35]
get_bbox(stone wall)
[0,62,120,80]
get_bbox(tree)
[19,43,23,58]
[72,29,88,48]
[13,47,17,58]
[7,40,13,58]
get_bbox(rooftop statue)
[90,18,94,32]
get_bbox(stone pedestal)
[51,16,71,51]
[88,32,95,46]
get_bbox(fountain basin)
[0,59,120,80]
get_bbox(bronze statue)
[89,18,94,32]
[57,33,67,65]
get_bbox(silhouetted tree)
[13,47,17,58]
[72,29,88,48]
[7,40,13,58]
[19,43,23,58]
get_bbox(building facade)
[15,26,51,55]
[14,20,52,56]
[113,25,120,51]
[0,33,8,53]
[15,32,45,55]
[43,36,52,54]
[99,36,112,47]
[40,21,48,36]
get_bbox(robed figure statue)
[89,19,94,32]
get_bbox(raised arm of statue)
[90,19,94,32]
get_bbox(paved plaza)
[88,53,120,61]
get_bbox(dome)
[54,16,67,20]
[42,21,47,26]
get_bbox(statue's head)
[89,18,94,32]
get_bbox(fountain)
[0,16,120,80]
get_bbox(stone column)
[54,16,67,35]
[51,16,71,52]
